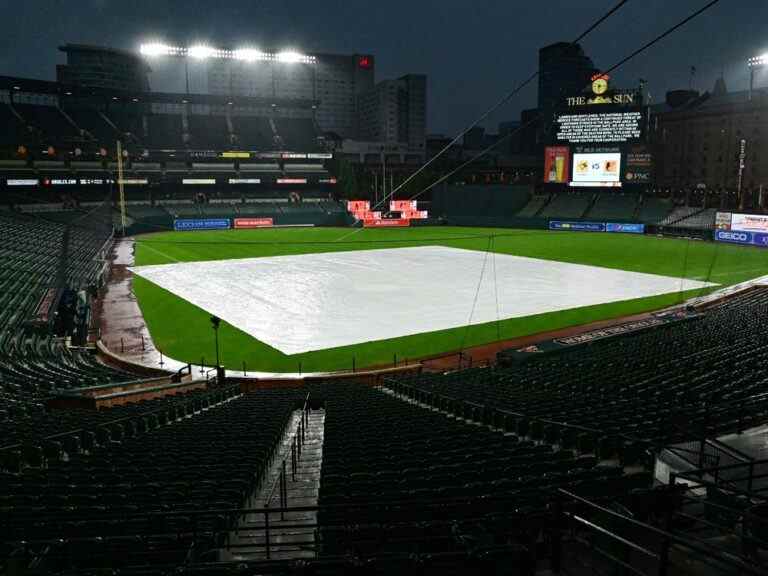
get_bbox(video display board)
[571,153,621,186]
[555,111,643,144]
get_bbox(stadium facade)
[57,44,151,93]
[206,52,376,140]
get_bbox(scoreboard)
[546,73,650,188]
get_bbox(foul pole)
[116,140,127,235]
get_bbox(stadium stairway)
[222,405,326,561]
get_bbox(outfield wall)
[123,208,350,236]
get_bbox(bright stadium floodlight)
[233,48,265,62]
[188,44,216,60]
[748,52,768,101]
[139,42,182,57]
[138,41,315,65]
[276,50,303,63]
[748,53,768,67]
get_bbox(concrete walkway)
[221,409,326,561]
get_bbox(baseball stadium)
[3,2,768,575]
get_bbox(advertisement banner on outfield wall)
[549,221,605,232]
[173,219,230,231]
[363,218,411,228]
[234,218,274,229]
[606,222,645,234]
[714,229,768,248]
[715,212,732,230]
[731,213,768,233]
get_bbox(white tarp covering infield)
[131,246,716,355]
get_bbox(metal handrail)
[556,489,766,576]
[263,393,311,510]
[679,457,768,479]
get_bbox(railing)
[171,363,193,383]
[662,478,768,558]
[553,488,766,576]
[6,489,767,572]
[3,492,543,566]
[672,457,768,498]
[663,436,751,473]
[262,393,311,517]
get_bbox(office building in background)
[357,74,426,153]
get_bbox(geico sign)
[718,231,748,241]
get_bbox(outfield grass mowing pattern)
[132,227,768,372]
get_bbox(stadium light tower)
[139,41,317,94]
[747,53,768,101]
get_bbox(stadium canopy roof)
[0,75,319,109]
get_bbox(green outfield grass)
[132,226,768,373]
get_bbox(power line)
[409,0,723,202]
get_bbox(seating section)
[0,97,322,156]
[659,205,700,225]
[673,207,717,229]
[102,105,144,141]
[0,210,144,449]
[235,116,277,149]
[14,103,80,145]
[314,382,649,559]
[538,192,592,219]
[585,193,639,221]
[275,118,319,150]
[516,195,550,217]
[0,103,28,147]
[187,115,231,149]
[391,288,768,452]
[1,387,299,570]
[64,107,118,145]
[146,114,184,149]
[637,196,673,223]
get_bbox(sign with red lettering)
[363,218,410,228]
[390,199,418,212]
[234,218,274,229]
[347,200,370,212]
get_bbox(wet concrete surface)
[98,238,171,371]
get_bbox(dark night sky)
[2,1,768,135]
